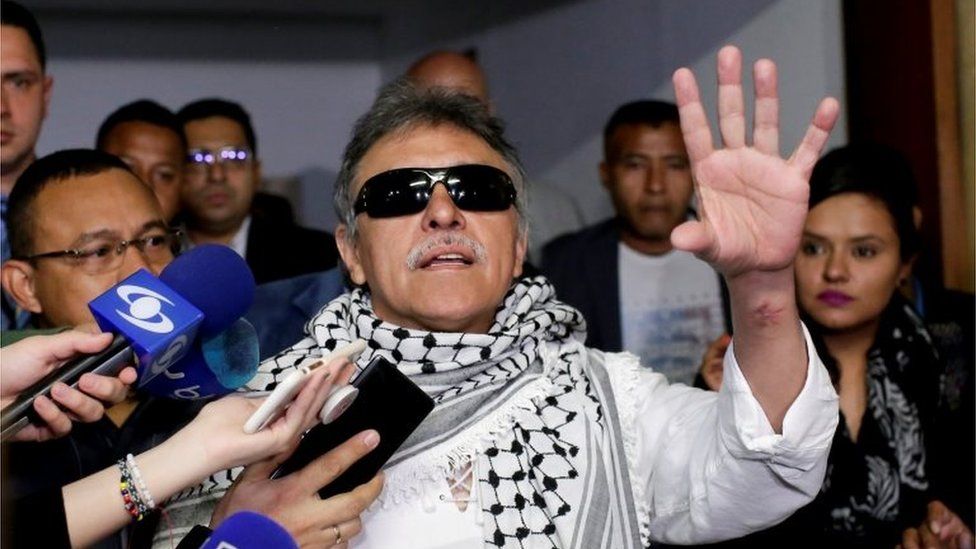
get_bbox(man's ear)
[912,205,923,229]
[335,225,366,285]
[512,230,528,279]
[1,260,43,314]
[599,160,611,191]
[252,160,263,190]
[41,75,53,119]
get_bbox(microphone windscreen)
[160,244,255,337]
[202,317,260,390]
[137,318,260,399]
[202,511,297,549]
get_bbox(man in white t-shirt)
[543,100,727,384]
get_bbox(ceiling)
[27,0,579,61]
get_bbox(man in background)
[96,99,185,222]
[176,98,338,284]
[543,100,728,385]
[1,0,53,330]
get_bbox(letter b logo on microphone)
[90,269,204,384]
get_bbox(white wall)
[382,0,847,224]
[36,59,381,230]
[34,0,846,232]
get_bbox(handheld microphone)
[0,245,255,440]
[137,245,259,400]
[201,511,298,549]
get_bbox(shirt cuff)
[717,322,839,473]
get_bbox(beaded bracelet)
[117,455,154,521]
[126,454,156,510]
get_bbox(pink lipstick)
[817,290,854,307]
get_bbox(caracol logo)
[115,285,176,334]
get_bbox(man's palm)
[671,47,839,277]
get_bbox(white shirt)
[618,243,725,385]
[227,215,251,258]
[351,327,838,547]
[184,215,251,258]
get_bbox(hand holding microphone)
[0,245,258,440]
[0,331,137,442]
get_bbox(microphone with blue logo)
[199,511,298,549]
[0,245,259,440]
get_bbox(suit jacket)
[245,268,347,359]
[245,212,339,285]
[541,218,730,353]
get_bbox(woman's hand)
[176,358,356,474]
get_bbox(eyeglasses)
[186,146,252,172]
[353,164,517,218]
[19,228,182,275]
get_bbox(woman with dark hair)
[698,144,973,548]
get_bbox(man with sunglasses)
[164,47,842,548]
[176,98,338,284]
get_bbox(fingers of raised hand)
[788,96,840,179]
[670,219,713,258]
[752,58,779,155]
[294,430,380,491]
[672,68,714,164]
[716,45,746,149]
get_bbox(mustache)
[405,233,488,270]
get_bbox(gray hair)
[333,78,528,240]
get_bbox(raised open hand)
[671,46,839,278]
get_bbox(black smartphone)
[271,356,434,499]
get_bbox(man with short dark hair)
[543,100,730,385]
[1,0,53,329]
[96,100,186,222]
[0,149,202,549]
[176,98,338,284]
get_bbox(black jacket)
[244,210,339,285]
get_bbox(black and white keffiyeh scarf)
[246,276,649,548]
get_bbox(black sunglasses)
[353,164,517,218]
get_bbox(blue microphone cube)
[89,269,203,385]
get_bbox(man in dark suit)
[176,98,337,284]
[542,100,729,385]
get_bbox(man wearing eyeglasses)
[176,98,338,284]
[0,149,201,548]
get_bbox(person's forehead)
[104,121,184,155]
[0,25,42,71]
[184,116,247,147]
[609,122,684,150]
[353,124,510,192]
[807,193,898,238]
[33,170,162,240]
